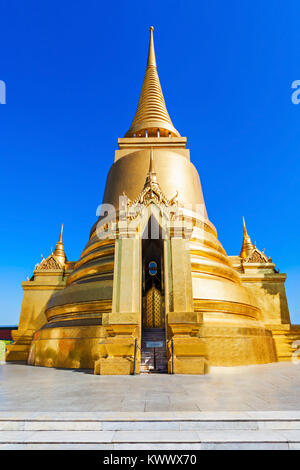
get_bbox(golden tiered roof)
[125,27,180,138]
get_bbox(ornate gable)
[244,247,270,264]
[35,254,63,271]
[124,181,178,220]
[123,149,179,221]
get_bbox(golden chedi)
[7,27,300,374]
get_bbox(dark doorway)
[140,217,167,373]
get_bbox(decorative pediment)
[35,254,63,271]
[244,247,269,264]
[124,181,178,220]
[123,147,180,222]
[130,181,177,208]
[119,148,182,227]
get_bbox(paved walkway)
[0,362,299,412]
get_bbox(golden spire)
[53,224,67,265]
[125,26,180,138]
[240,217,254,259]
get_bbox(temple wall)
[240,276,291,325]
[6,272,68,362]
[191,245,278,366]
[237,265,300,361]
[28,324,108,369]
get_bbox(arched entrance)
[141,217,167,373]
[143,241,164,329]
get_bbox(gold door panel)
[143,286,164,328]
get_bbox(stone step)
[1,412,300,449]
[0,429,299,450]
[1,412,300,429]
[1,419,300,431]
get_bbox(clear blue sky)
[0,0,299,325]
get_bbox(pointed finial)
[149,147,156,176]
[240,217,254,259]
[58,223,63,243]
[144,147,157,186]
[54,223,66,265]
[125,27,180,138]
[149,147,154,170]
[147,26,156,68]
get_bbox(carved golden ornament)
[245,248,269,264]
[123,149,179,221]
[35,254,63,271]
